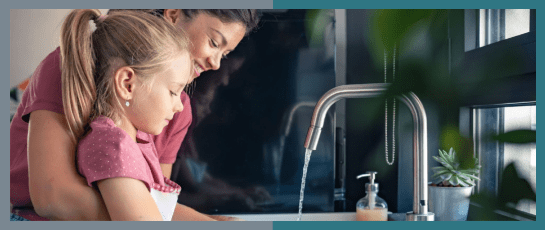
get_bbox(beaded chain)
[384,45,396,165]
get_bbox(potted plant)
[428,147,481,221]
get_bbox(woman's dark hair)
[186,10,259,35]
[109,9,260,35]
[156,9,260,35]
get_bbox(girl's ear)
[164,9,183,24]
[114,66,136,100]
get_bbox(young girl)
[62,9,191,221]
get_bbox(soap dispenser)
[356,171,388,221]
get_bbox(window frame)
[451,9,536,219]
[461,102,537,219]
[449,9,536,107]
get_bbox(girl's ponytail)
[60,9,189,142]
[60,9,100,142]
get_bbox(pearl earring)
[125,101,130,107]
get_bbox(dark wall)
[172,9,336,214]
[345,9,400,212]
[344,10,449,213]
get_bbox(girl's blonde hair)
[60,9,189,142]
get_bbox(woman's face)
[166,10,246,79]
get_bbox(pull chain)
[384,50,389,164]
[385,45,396,165]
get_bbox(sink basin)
[228,212,357,221]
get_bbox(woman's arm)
[97,178,163,221]
[27,110,110,220]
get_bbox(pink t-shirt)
[9,47,191,220]
[78,117,181,220]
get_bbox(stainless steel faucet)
[304,83,435,221]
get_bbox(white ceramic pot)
[428,184,473,221]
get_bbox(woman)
[10,9,259,221]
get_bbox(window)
[454,9,536,218]
[502,105,536,215]
[465,9,533,51]
[472,103,536,215]
[479,9,530,48]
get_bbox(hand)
[208,215,245,221]
[178,185,259,212]
[244,186,273,204]
[199,176,262,211]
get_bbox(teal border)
[273,0,540,9]
[274,221,538,230]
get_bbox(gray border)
[8,0,273,9]
[6,1,272,230]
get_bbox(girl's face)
[128,52,192,135]
[170,11,246,78]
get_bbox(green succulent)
[432,148,481,187]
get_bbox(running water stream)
[296,148,313,221]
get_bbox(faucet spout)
[304,83,434,221]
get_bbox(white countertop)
[228,212,357,221]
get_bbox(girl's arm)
[97,178,163,221]
[27,110,110,220]
[99,177,239,221]
[160,163,173,179]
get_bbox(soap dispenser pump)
[356,171,388,221]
